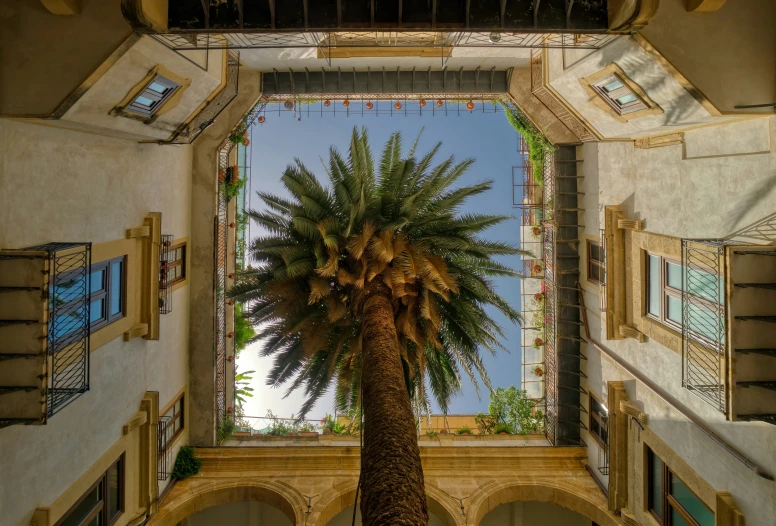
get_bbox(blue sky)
[238,100,524,419]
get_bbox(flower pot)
[233,431,251,437]
[300,432,318,437]
[531,226,542,236]
[534,293,544,302]
[533,367,544,377]
[534,337,543,347]
[498,432,508,435]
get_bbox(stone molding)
[617,219,644,231]
[621,508,640,525]
[686,0,727,13]
[530,51,598,142]
[635,132,685,149]
[123,410,148,435]
[619,400,648,426]
[618,324,648,343]
[607,382,629,514]
[608,0,660,31]
[40,0,80,15]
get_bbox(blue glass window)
[126,75,180,117]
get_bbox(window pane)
[667,262,682,290]
[648,450,664,517]
[667,296,683,325]
[686,267,721,304]
[52,306,86,341]
[110,260,123,317]
[134,95,156,108]
[603,79,624,92]
[147,81,168,94]
[648,255,660,316]
[60,484,101,526]
[670,476,714,526]
[52,275,87,304]
[590,265,601,283]
[91,268,106,293]
[90,298,105,324]
[671,508,691,526]
[616,93,638,105]
[108,461,121,520]
[688,304,722,344]
[590,243,601,262]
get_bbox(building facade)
[1,0,774,525]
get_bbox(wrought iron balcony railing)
[0,243,92,427]
[157,415,173,480]
[159,235,174,315]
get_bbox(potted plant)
[534,292,544,302]
[298,421,318,437]
[225,166,240,185]
[456,426,473,435]
[425,430,439,438]
[533,366,544,377]
[493,423,512,435]
[531,226,542,238]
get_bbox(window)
[646,253,723,343]
[56,456,123,526]
[165,243,186,286]
[89,256,126,332]
[587,240,605,285]
[127,75,179,117]
[592,74,647,115]
[588,393,609,450]
[647,448,714,526]
[51,256,125,343]
[161,394,185,445]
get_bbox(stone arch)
[466,479,619,526]
[308,480,464,526]
[146,479,306,526]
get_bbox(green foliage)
[474,412,497,434]
[320,413,347,435]
[425,429,439,438]
[171,446,202,480]
[493,422,512,434]
[456,426,473,435]
[228,126,529,418]
[487,386,544,435]
[234,367,255,409]
[225,176,246,199]
[217,415,237,444]
[500,101,555,185]
[234,303,256,357]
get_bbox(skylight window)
[127,75,179,117]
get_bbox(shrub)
[456,426,472,435]
[216,415,236,444]
[474,412,497,434]
[171,446,202,480]
[500,101,555,185]
[493,423,512,435]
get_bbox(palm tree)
[230,127,526,525]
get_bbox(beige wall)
[481,501,592,526]
[328,505,447,526]
[576,116,776,523]
[58,36,225,141]
[0,118,192,526]
[0,0,133,116]
[640,0,776,114]
[188,501,292,526]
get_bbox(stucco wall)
[481,501,592,526]
[546,37,722,139]
[0,0,133,116]
[59,36,225,141]
[328,506,446,526]
[0,118,192,526]
[187,501,292,526]
[575,116,776,524]
[640,0,776,114]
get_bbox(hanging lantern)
[258,115,266,124]
[436,99,444,107]
[324,100,331,107]
[394,101,402,110]
[343,99,350,108]
[466,100,475,111]
[284,99,295,110]
[419,99,426,107]
[365,101,374,110]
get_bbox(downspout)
[577,287,774,481]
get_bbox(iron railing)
[599,228,607,313]
[159,235,174,314]
[161,50,240,144]
[681,239,731,414]
[215,148,229,426]
[598,440,610,476]
[157,415,173,480]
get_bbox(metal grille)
[543,219,557,446]
[681,239,730,414]
[599,228,607,313]
[598,441,610,476]
[160,50,240,144]
[215,147,229,426]
[157,415,173,480]
[159,235,173,315]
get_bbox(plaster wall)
[0,0,132,116]
[0,118,192,526]
[640,0,776,114]
[574,119,776,524]
[188,501,292,526]
[59,36,225,141]
[328,505,446,526]
[546,37,722,139]
[481,501,592,526]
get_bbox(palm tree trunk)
[360,284,428,526]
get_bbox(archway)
[481,501,592,526]
[466,480,619,526]
[310,481,464,526]
[146,480,306,526]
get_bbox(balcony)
[0,243,92,427]
[681,240,776,424]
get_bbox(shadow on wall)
[725,185,776,239]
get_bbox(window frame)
[647,447,713,526]
[161,393,185,446]
[165,242,187,286]
[126,75,180,117]
[588,392,609,451]
[645,252,721,345]
[591,73,648,115]
[587,239,605,286]
[89,255,127,333]
[55,454,124,526]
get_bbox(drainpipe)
[577,288,774,481]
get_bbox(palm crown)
[229,127,527,417]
